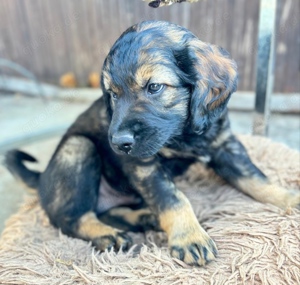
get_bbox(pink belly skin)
[96,176,142,214]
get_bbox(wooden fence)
[0,0,299,92]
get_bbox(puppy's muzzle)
[111,131,135,154]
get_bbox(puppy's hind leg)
[209,134,300,209]
[98,207,160,232]
[39,135,132,251]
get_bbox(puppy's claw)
[116,232,133,251]
[170,231,217,266]
[92,232,132,252]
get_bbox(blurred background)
[0,0,299,91]
[0,0,299,232]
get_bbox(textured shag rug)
[0,135,299,285]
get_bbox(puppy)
[6,21,299,266]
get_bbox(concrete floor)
[0,94,299,233]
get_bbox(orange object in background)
[59,72,77,88]
[88,72,100,88]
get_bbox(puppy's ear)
[183,39,238,134]
[103,91,113,119]
[100,73,113,119]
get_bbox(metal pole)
[253,0,277,135]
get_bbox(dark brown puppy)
[6,21,300,266]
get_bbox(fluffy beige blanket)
[0,135,299,285]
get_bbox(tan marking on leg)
[134,164,156,180]
[57,136,94,166]
[77,211,119,240]
[159,191,203,236]
[77,211,133,251]
[108,207,152,225]
[237,177,300,209]
[159,191,217,265]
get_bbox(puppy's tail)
[5,150,40,189]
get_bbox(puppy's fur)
[6,21,300,266]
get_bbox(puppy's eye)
[147,83,164,95]
[109,91,117,100]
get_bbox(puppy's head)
[101,21,238,158]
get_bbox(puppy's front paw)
[169,225,217,266]
[92,232,132,252]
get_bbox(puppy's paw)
[169,226,217,266]
[92,232,132,252]
[237,179,300,209]
[284,188,300,209]
[266,186,300,209]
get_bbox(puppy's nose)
[111,131,134,153]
